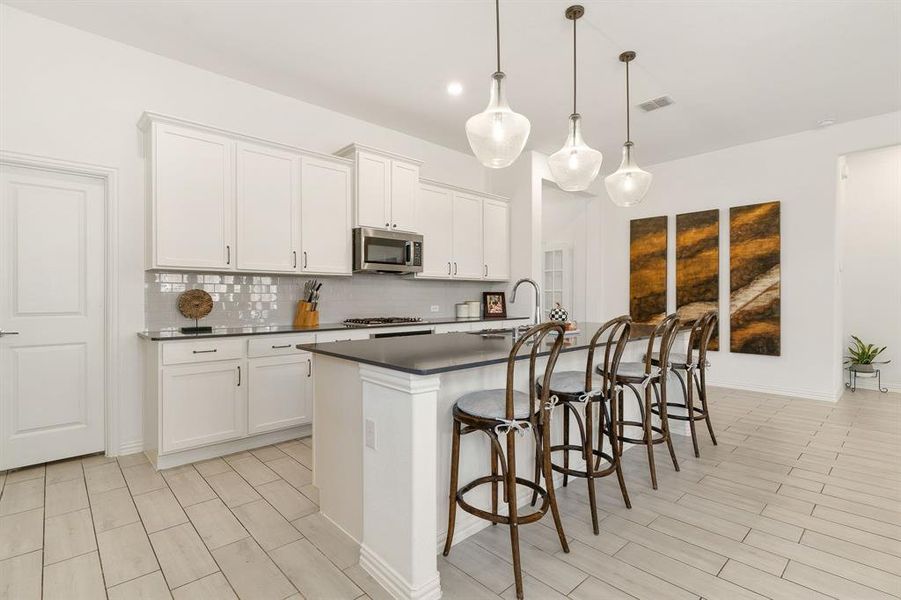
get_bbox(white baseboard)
[117,439,144,456]
[153,424,312,470]
[705,380,840,403]
[360,543,441,600]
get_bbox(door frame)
[0,150,121,458]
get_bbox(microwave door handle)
[404,241,413,265]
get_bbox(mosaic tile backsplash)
[145,271,509,331]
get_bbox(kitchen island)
[301,324,683,600]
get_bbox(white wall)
[541,184,592,322]
[0,5,490,453]
[839,145,901,391]
[596,112,901,401]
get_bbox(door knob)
[0,330,20,337]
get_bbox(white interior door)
[0,165,106,470]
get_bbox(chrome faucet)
[510,278,542,326]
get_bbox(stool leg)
[583,400,599,535]
[443,419,461,556]
[505,432,524,599]
[644,384,658,490]
[698,369,717,445]
[562,403,570,487]
[685,368,700,457]
[609,391,631,508]
[491,439,499,523]
[543,420,570,553]
[656,381,680,472]
[530,423,542,507]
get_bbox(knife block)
[294,301,319,328]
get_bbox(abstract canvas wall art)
[676,209,720,349]
[629,216,668,324]
[729,201,781,356]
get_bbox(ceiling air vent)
[638,95,674,112]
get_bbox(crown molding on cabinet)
[419,177,509,203]
[334,142,424,166]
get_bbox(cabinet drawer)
[315,330,371,343]
[162,339,245,365]
[248,334,316,358]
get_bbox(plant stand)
[845,365,888,393]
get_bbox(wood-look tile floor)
[1,387,899,599]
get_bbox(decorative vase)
[548,302,569,322]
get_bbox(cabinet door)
[416,183,454,278]
[389,160,419,232]
[355,151,390,229]
[452,193,484,279]
[161,360,246,453]
[236,143,300,272]
[301,157,352,274]
[248,354,312,434]
[482,199,510,280]
[153,124,235,270]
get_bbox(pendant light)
[465,0,531,169]
[605,51,653,206]
[548,5,603,192]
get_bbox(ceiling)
[6,0,901,167]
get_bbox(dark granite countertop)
[137,315,529,341]
[299,322,660,376]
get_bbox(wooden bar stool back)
[651,311,719,457]
[598,313,682,490]
[534,316,633,534]
[442,322,568,600]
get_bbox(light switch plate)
[430,305,440,313]
[365,419,377,450]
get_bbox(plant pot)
[850,363,876,376]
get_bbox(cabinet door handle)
[447,262,451,275]
[392,224,397,228]
[237,365,242,387]
[385,222,390,227]
[453,262,457,275]
[303,251,308,269]
[0,330,20,337]
[192,349,217,354]
[271,344,291,349]
[484,264,488,277]
[226,245,231,265]
[307,359,312,377]
[293,251,297,269]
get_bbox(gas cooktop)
[343,317,424,327]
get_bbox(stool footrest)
[651,402,708,421]
[608,420,669,446]
[455,475,550,526]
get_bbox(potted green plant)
[845,335,890,375]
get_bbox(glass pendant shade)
[605,143,653,207]
[466,72,531,169]
[547,114,603,192]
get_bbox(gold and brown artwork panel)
[629,216,667,324]
[729,201,781,356]
[676,209,720,350]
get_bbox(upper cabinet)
[141,113,352,275]
[416,179,511,282]
[149,123,235,270]
[336,144,422,233]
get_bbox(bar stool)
[533,316,633,534]
[443,322,568,600]
[596,313,681,490]
[649,312,719,457]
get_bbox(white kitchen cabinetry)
[416,179,510,281]
[336,144,422,232]
[141,113,353,275]
[482,199,510,281]
[248,353,313,434]
[161,359,246,453]
[417,183,454,277]
[236,142,300,273]
[147,121,235,270]
[300,157,352,275]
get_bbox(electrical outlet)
[365,419,377,450]
[430,305,440,313]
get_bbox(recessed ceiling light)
[817,118,836,128]
[446,81,463,96]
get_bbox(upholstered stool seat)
[596,361,660,383]
[539,371,600,396]
[646,352,709,370]
[456,389,533,420]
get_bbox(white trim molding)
[0,150,121,456]
[706,380,841,402]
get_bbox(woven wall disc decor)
[178,289,213,320]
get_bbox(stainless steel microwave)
[353,227,423,274]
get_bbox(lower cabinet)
[161,359,247,453]
[248,353,313,434]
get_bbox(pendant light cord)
[495,0,501,73]
[625,58,631,142]
[572,16,577,114]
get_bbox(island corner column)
[358,364,443,600]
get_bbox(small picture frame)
[482,291,507,319]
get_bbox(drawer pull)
[237,365,241,386]
[192,349,218,354]
[307,358,312,377]
[271,344,291,349]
